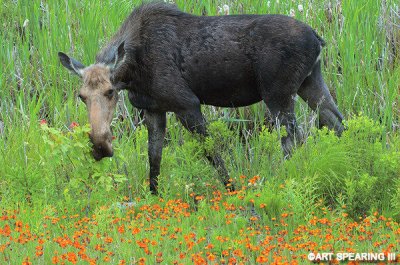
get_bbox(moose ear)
[58,52,85,77]
[112,41,126,69]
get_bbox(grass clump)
[282,115,400,219]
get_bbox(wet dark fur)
[96,2,344,194]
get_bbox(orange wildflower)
[22,257,32,265]
[118,225,125,234]
[52,255,60,264]
[138,257,146,265]
[67,252,78,264]
[104,237,113,244]
[256,255,268,263]
[204,243,214,250]
[35,245,44,256]
[228,257,237,264]
[132,227,141,235]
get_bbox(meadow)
[0,0,400,264]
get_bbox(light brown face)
[79,65,118,160]
[58,45,126,161]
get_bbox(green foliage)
[164,131,215,199]
[392,179,400,219]
[251,126,284,178]
[42,122,126,189]
[204,120,234,156]
[40,122,126,209]
[282,115,400,219]
[0,119,66,204]
[0,120,127,208]
[344,173,378,216]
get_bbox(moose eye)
[78,94,86,102]
[105,89,115,99]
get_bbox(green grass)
[0,0,400,263]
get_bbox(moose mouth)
[91,140,113,161]
[90,134,114,161]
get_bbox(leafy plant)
[40,122,126,211]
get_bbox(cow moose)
[58,2,344,195]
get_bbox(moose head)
[58,42,127,160]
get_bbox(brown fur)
[78,65,118,160]
[82,65,110,88]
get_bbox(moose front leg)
[144,110,166,195]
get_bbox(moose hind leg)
[298,61,344,135]
[175,107,234,191]
[145,110,166,195]
[264,95,299,158]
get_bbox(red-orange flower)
[69,122,79,129]
[52,255,60,264]
[67,252,78,264]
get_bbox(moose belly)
[196,83,262,107]
[186,56,262,107]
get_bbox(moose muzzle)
[89,132,113,161]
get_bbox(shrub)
[40,122,126,210]
[282,115,400,219]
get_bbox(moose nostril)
[91,136,113,161]
[92,146,113,161]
